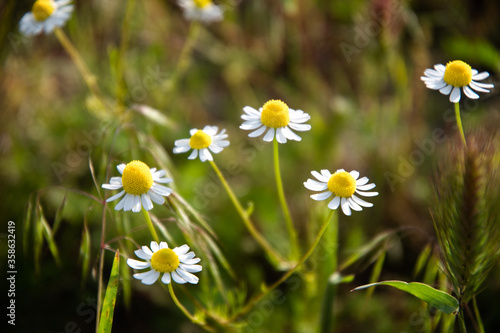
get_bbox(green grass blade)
[352,280,459,315]
[98,251,120,333]
[79,222,91,287]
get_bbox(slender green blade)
[352,280,459,315]
[98,251,120,333]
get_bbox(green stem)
[95,202,108,331]
[208,160,285,265]
[273,139,300,259]
[320,211,338,333]
[458,309,468,333]
[454,102,467,147]
[162,22,200,99]
[230,210,335,321]
[142,209,159,243]
[168,284,215,331]
[53,28,105,105]
[472,297,485,333]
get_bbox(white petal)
[180,258,201,265]
[141,194,153,211]
[123,194,135,211]
[102,183,123,190]
[469,81,491,93]
[347,197,362,211]
[132,195,142,212]
[449,87,461,103]
[188,149,198,160]
[428,81,448,90]
[356,177,369,186]
[248,125,267,138]
[174,244,190,256]
[439,85,453,95]
[114,195,127,211]
[311,170,329,182]
[275,128,287,144]
[304,179,328,191]
[106,190,125,202]
[189,128,198,136]
[351,194,373,207]
[161,272,171,284]
[148,190,166,205]
[134,270,160,285]
[471,81,494,89]
[328,196,341,210]
[159,242,169,249]
[127,258,151,270]
[179,252,196,261]
[134,249,152,260]
[171,270,187,284]
[199,148,213,162]
[472,71,489,80]
[356,190,379,197]
[281,126,302,141]
[242,106,261,117]
[434,64,446,72]
[463,86,479,99]
[356,183,376,191]
[311,191,332,201]
[151,183,173,196]
[263,128,275,142]
[179,263,202,273]
[154,176,172,184]
[142,246,153,256]
[349,170,359,180]
[209,144,224,154]
[321,169,332,179]
[176,268,199,284]
[240,121,263,130]
[150,241,159,252]
[173,145,191,154]
[288,122,311,131]
[117,164,126,174]
[203,125,218,136]
[340,197,351,216]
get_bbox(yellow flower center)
[193,0,211,8]
[121,160,153,195]
[189,130,212,149]
[32,0,55,22]
[443,60,472,87]
[327,171,357,198]
[260,100,290,128]
[150,248,180,273]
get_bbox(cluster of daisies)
[20,1,495,288]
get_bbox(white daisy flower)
[421,60,494,103]
[102,160,173,212]
[173,125,229,162]
[127,241,202,285]
[177,0,223,23]
[240,99,311,144]
[19,0,74,36]
[304,169,378,216]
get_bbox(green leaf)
[351,280,459,315]
[98,251,120,333]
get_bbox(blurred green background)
[1,0,500,332]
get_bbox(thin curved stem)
[162,22,201,99]
[208,159,285,265]
[230,210,335,321]
[142,209,159,243]
[53,28,105,105]
[273,139,300,259]
[168,284,216,332]
[454,102,467,147]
